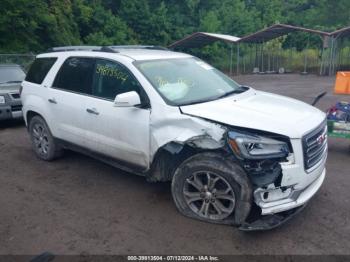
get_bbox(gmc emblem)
[316,133,327,145]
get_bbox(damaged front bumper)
[255,167,325,215]
[251,135,327,215]
[239,136,326,230]
[238,168,325,231]
[239,204,307,231]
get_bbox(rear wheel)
[171,152,252,225]
[29,116,63,161]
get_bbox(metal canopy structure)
[238,23,329,43]
[330,26,350,38]
[168,32,240,49]
[168,24,350,75]
[236,24,331,76]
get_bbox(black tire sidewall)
[171,153,251,225]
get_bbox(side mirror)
[114,91,141,107]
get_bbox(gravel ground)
[0,74,349,255]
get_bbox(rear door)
[48,57,95,145]
[83,58,151,169]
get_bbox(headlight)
[228,131,289,160]
[0,95,5,104]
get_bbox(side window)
[25,57,57,84]
[92,59,147,103]
[53,57,95,95]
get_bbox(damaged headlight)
[228,131,289,160]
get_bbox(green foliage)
[0,0,349,56]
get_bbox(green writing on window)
[96,64,129,83]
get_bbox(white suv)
[21,46,327,231]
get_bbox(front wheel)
[171,152,252,225]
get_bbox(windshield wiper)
[179,86,249,106]
[0,80,22,85]
[179,97,220,106]
[217,86,248,99]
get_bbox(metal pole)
[230,44,233,75]
[261,41,264,73]
[243,50,246,73]
[302,35,310,74]
[267,45,271,73]
[236,43,240,75]
[255,44,258,70]
[347,44,350,70]
[320,46,325,76]
[250,44,253,73]
[334,37,339,73]
[330,37,333,75]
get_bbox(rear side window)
[25,57,57,84]
[53,57,95,95]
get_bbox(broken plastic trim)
[225,129,289,188]
[244,159,283,187]
[239,204,307,231]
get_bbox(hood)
[180,88,326,138]
[0,83,21,94]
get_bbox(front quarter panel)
[149,102,227,161]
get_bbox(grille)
[11,105,22,112]
[10,93,20,99]
[302,120,327,171]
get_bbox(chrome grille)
[302,120,327,171]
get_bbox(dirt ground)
[0,74,349,255]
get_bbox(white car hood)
[180,89,326,138]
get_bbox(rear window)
[52,57,95,95]
[25,57,57,84]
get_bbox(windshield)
[0,66,26,84]
[134,57,244,106]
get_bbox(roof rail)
[48,45,169,53]
[108,45,168,51]
[48,46,119,53]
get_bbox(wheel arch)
[147,139,229,183]
[26,110,43,127]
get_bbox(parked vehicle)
[21,46,327,230]
[326,101,350,139]
[0,64,25,120]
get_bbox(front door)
[84,58,151,169]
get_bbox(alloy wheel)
[32,123,50,156]
[183,171,236,220]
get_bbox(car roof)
[0,64,22,67]
[37,46,192,61]
[116,49,192,61]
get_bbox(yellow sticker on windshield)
[155,76,169,87]
[155,76,194,88]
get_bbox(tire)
[171,152,252,226]
[28,115,63,161]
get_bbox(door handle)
[86,108,99,115]
[48,98,57,104]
